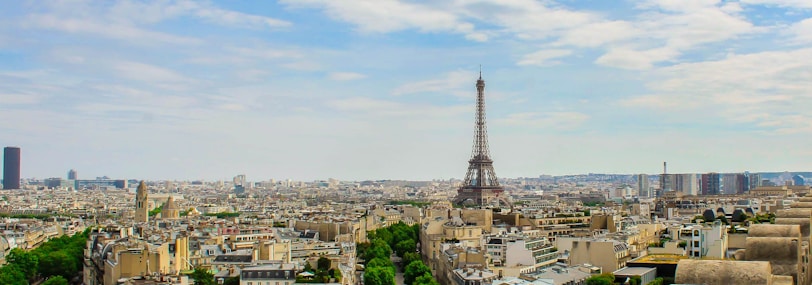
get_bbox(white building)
[677,221,728,258]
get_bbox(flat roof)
[630,254,688,264]
[614,267,656,276]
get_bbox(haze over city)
[1,1,811,181]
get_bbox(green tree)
[189,268,215,285]
[403,252,422,269]
[317,256,332,271]
[404,260,432,285]
[648,277,664,285]
[414,273,440,285]
[39,250,78,280]
[0,265,26,285]
[367,257,393,268]
[363,266,395,285]
[395,239,416,258]
[7,248,38,280]
[374,228,393,246]
[42,276,69,285]
[585,273,615,285]
[366,239,392,261]
[223,276,240,285]
[304,261,314,273]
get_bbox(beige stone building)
[568,239,630,273]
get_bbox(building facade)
[3,147,20,189]
[701,173,721,195]
[637,174,650,198]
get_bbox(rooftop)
[630,254,688,264]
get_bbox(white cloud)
[25,14,201,45]
[328,72,366,81]
[624,48,812,133]
[596,47,679,70]
[552,21,640,48]
[23,1,290,45]
[789,18,812,43]
[740,0,812,9]
[280,0,485,40]
[327,97,469,119]
[0,93,41,104]
[517,49,572,66]
[495,112,590,130]
[392,70,473,96]
[113,61,191,83]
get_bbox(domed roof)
[164,195,179,210]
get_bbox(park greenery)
[0,229,89,285]
[358,222,439,285]
[148,204,164,216]
[203,212,241,218]
[585,273,615,285]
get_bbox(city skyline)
[1,1,811,181]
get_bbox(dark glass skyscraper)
[3,147,20,190]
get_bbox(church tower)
[135,181,149,223]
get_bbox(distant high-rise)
[722,173,748,194]
[68,169,77,180]
[674,174,698,195]
[3,147,20,190]
[135,181,149,223]
[454,71,505,207]
[701,173,721,195]
[637,174,650,197]
[794,175,806,186]
[749,173,763,189]
[658,162,673,196]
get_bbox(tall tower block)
[3,147,20,190]
[453,71,505,207]
[135,181,149,223]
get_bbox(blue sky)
[1,0,811,181]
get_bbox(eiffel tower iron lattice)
[454,71,505,207]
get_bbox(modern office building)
[75,179,127,189]
[722,173,749,194]
[794,175,806,186]
[701,173,721,195]
[3,147,20,190]
[749,173,763,189]
[68,169,77,180]
[674,174,698,195]
[638,174,650,197]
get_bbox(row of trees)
[358,222,439,285]
[0,229,90,285]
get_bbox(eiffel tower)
[453,70,504,206]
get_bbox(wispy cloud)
[517,49,573,66]
[392,70,472,96]
[328,72,366,81]
[495,112,590,130]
